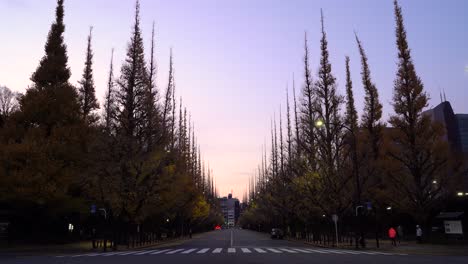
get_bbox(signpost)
[332,214,339,246]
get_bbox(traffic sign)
[90,204,96,214]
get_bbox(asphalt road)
[2,228,468,264]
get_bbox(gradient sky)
[1,0,467,198]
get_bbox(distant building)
[456,114,468,154]
[423,101,468,189]
[219,194,240,227]
[423,101,462,153]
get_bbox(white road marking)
[197,248,210,254]
[118,250,146,255]
[230,230,234,247]
[278,248,298,253]
[292,248,314,253]
[166,249,185,254]
[102,252,122,256]
[228,248,236,253]
[71,254,92,257]
[213,248,223,253]
[266,248,282,253]
[181,248,198,254]
[366,251,392,255]
[253,248,267,253]
[336,250,361,255]
[320,249,346,254]
[303,249,331,254]
[134,249,160,255]
[241,248,252,253]
[150,249,171,255]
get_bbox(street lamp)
[315,119,324,127]
[386,206,392,211]
[432,180,437,184]
[457,192,464,197]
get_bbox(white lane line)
[303,249,331,254]
[71,254,93,257]
[150,249,171,255]
[266,248,282,253]
[102,252,123,256]
[334,250,361,255]
[253,248,267,253]
[241,248,252,253]
[366,251,393,255]
[230,230,234,247]
[166,249,185,254]
[118,250,146,256]
[134,249,160,255]
[197,248,210,254]
[181,248,198,254]
[278,248,298,253]
[320,249,346,254]
[292,248,314,253]
[228,248,236,253]
[212,248,222,253]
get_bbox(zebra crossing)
[56,247,407,258]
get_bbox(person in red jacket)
[388,227,397,246]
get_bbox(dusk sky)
[1,0,467,198]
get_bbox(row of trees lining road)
[239,0,464,246]
[0,0,223,245]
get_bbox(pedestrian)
[397,225,403,244]
[388,227,397,246]
[416,225,422,243]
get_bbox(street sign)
[444,220,463,234]
[366,202,372,210]
[90,204,96,214]
[332,214,338,222]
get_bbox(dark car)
[271,228,284,239]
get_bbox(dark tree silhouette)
[78,27,99,122]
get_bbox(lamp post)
[315,118,363,248]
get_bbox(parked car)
[271,228,284,239]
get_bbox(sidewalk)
[300,238,468,256]
[0,237,189,256]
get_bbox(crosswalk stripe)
[292,248,314,253]
[197,248,210,254]
[266,248,282,253]
[278,248,298,253]
[241,248,251,253]
[212,248,222,253]
[181,248,197,254]
[228,248,236,253]
[253,248,267,253]
[166,249,185,254]
[134,249,160,255]
[150,249,171,255]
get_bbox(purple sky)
[1,0,467,198]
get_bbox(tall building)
[423,101,462,153]
[219,194,240,227]
[423,101,468,189]
[456,114,468,154]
